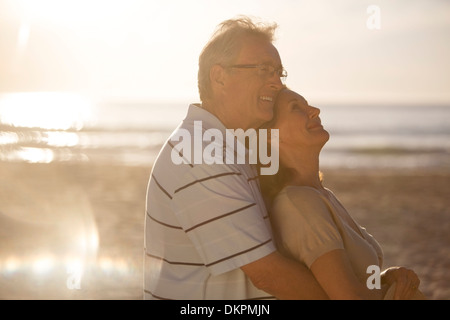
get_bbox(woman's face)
[272,89,329,151]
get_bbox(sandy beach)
[0,162,449,300]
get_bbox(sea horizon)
[1,92,450,170]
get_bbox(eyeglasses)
[227,64,288,84]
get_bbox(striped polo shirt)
[144,104,276,300]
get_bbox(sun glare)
[17,22,30,50]
[0,92,93,130]
[31,255,55,275]
[12,0,115,24]
[15,147,55,164]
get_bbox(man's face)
[222,36,284,130]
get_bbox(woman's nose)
[309,106,321,118]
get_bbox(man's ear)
[210,64,226,88]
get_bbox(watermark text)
[170,121,279,175]
[367,5,381,30]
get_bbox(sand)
[0,162,449,300]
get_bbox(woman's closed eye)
[291,103,304,112]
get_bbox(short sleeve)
[270,186,344,268]
[171,164,275,276]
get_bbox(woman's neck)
[280,147,323,190]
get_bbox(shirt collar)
[184,104,253,158]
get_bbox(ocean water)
[1,92,449,170]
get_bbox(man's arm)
[241,251,329,300]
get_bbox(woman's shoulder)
[270,185,344,264]
[277,185,327,204]
[272,185,332,219]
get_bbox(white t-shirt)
[144,104,276,300]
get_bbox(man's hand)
[381,266,421,300]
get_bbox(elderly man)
[144,16,327,300]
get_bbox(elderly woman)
[260,88,425,300]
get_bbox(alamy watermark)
[66,265,82,290]
[170,121,279,175]
[367,5,381,30]
[367,265,381,289]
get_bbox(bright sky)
[1,0,449,104]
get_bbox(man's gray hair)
[198,16,278,103]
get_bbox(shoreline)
[0,161,449,299]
